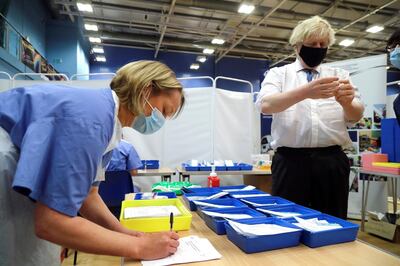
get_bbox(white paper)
[186,196,209,201]
[293,217,342,232]
[222,185,256,192]
[231,193,270,198]
[228,220,301,236]
[241,199,277,207]
[193,200,234,208]
[141,235,222,266]
[256,208,301,218]
[202,210,253,220]
[124,206,181,219]
[206,191,229,200]
[224,160,234,167]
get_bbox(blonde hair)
[110,60,184,116]
[289,16,335,47]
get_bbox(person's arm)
[79,186,142,236]
[130,169,138,176]
[34,201,179,260]
[260,77,340,114]
[335,80,364,123]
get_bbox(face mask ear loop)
[145,98,155,111]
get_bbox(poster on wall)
[21,38,35,70]
[324,54,388,219]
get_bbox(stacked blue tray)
[201,207,266,235]
[256,204,320,219]
[195,198,248,219]
[228,189,271,199]
[138,160,160,169]
[182,191,230,211]
[240,196,294,208]
[286,214,359,248]
[133,192,176,200]
[181,187,221,194]
[181,162,253,171]
[225,217,303,253]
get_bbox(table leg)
[182,174,190,182]
[361,173,372,232]
[393,177,398,214]
[361,173,365,231]
[162,175,171,182]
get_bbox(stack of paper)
[141,235,222,266]
[293,217,342,232]
[202,210,253,220]
[124,206,181,219]
[193,200,234,208]
[256,208,301,218]
[228,220,301,237]
[205,191,229,200]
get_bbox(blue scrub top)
[106,140,143,172]
[0,84,115,217]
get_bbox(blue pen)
[170,212,174,231]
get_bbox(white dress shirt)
[256,59,362,149]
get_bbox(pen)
[170,212,174,231]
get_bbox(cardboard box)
[365,215,400,243]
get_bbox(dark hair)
[387,28,400,50]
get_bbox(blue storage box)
[286,214,359,248]
[182,191,229,211]
[225,217,302,253]
[133,192,176,200]
[145,160,160,169]
[240,196,294,208]
[256,204,320,219]
[238,163,253,171]
[228,189,270,198]
[381,118,400,162]
[201,207,266,235]
[181,187,221,194]
[182,163,199,171]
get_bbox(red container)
[208,175,220,187]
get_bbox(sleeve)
[255,67,283,113]
[126,145,143,171]
[12,117,106,217]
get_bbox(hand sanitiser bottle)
[207,165,220,187]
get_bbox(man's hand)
[335,79,355,107]
[302,76,340,99]
[135,231,180,260]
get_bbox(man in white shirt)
[256,16,364,219]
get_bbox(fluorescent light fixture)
[92,47,104,53]
[77,2,93,12]
[190,63,200,70]
[211,38,225,45]
[89,37,101,43]
[196,56,207,63]
[238,4,255,14]
[84,23,98,31]
[95,55,106,62]
[339,39,354,47]
[203,48,215,54]
[366,25,384,33]
[386,66,390,70]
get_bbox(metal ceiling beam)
[215,0,288,62]
[154,0,176,58]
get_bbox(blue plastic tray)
[226,163,241,171]
[195,198,248,219]
[145,160,159,169]
[181,187,221,194]
[202,207,266,235]
[225,217,302,253]
[286,214,359,248]
[240,196,294,208]
[228,189,270,198]
[182,192,229,211]
[238,163,253,170]
[256,204,320,219]
[198,165,212,171]
[133,192,176,200]
[219,185,248,192]
[182,163,199,171]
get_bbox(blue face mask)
[132,99,165,134]
[390,47,400,69]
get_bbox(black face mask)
[299,45,328,68]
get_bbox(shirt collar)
[294,58,321,74]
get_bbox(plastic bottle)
[207,165,220,187]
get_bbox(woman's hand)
[134,231,180,260]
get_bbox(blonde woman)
[256,16,364,219]
[0,60,184,265]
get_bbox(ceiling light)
[339,39,354,47]
[386,66,390,70]
[84,23,98,31]
[77,2,93,13]
[211,38,225,45]
[190,63,200,70]
[366,25,384,33]
[238,4,255,14]
[203,48,214,54]
[95,55,106,62]
[196,56,206,63]
[89,37,101,43]
[92,47,104,53]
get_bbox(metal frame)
[70,73,116,80]
[0,71,12,79]
[13,73,69,80]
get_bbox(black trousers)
[272,145,350,219]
